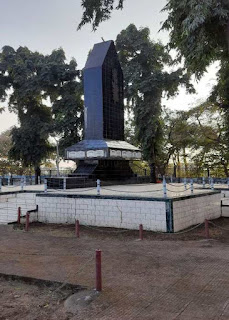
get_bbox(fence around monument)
[0,175,224,233]
[1,175,229,196]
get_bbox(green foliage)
[78,0,125,30]
[9,104,53,168]
[0,129,28,175]
[0,46,52,173]
[210,60,229,141]
[0,129,12,158]
[116,24,192,180]
[162,109,198,176]
[188,103,229,176]
[161,0,229,174]
[0,46,83,174]
[51,61,84,155]
[162,0,229,77]
[161,104,229,177]
[79,0,229,77]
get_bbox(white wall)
[36,196,167,232]
[0,191,222,232]
[173,193,221,232]
[0,192,37,224]
[220,190,229,217]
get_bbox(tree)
[79,0,229,75]
[161,0,229,78]
[162,109,197,178]
[116,24,193,182]
[9,103,53,180]
[188,103,229,177]
[210,60,229,145]
[0,129,27,176]
[0,129,12,158]
[0,46,53,182]
[0,46,83,182]
[35,48,84,156]
[161,1,229,159]
[51,60,84,155]
[78,0,125,30]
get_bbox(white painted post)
[190,179,194,194]
[184,178,187,190]
[38,176,41,185]
[170,175,173,183]
[63,177,67,191]
[44,179,47,193]
[24,175,26,187]
[8,176,10,186]
[211,178,214,190]
[163,176,167,198]
[97,179,101,196]
[203,177,205,188]
[20,178,24,191]
[0,177,2,192]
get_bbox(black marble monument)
[65,40,141,180]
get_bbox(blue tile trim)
[166,200,174,233]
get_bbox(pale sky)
[0,0,218,133]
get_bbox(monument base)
[69,159,134,180]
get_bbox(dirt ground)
[1,219,229,320]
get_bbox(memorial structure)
[65,40,141,181]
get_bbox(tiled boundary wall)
[220,189,229,217]
[0,192,37,224]
[36,191,221,232]
[172,193,221,232]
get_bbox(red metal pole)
[17,207,21,224]
[205,219,209,239]
[96,249,102,292]
[25,212,30,232]
[139,224,143,240]
[75,219,80,238]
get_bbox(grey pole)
[203,177,205,188]
[20,178,24,191]
[97,179,101,196]
[63,177,67,191]
[44,179,47,193]
[184,178,187,190]
[163,176,167,198]
[190,179,194,194]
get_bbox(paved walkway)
[0,182,218,198]
[0,224,229,319]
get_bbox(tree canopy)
[0,129,11,159]
[0,46,83,179]
[116,24,192,181]
[162,0,229,78]
[78,0,125,30]
[79,0,229,77]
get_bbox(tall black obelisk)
[66,40,141,180]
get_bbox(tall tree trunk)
[35,166,41,185]
[150,163,157,183]
[222,161,229,177]
[177,153,181,183]
[173,158,177,178]
[226,20,229,54]
[150,145,157,183]
[183,147,188,177]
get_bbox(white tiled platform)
[0,183,224,232]
[0,183,218,198]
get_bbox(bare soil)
[1,218,229,320]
